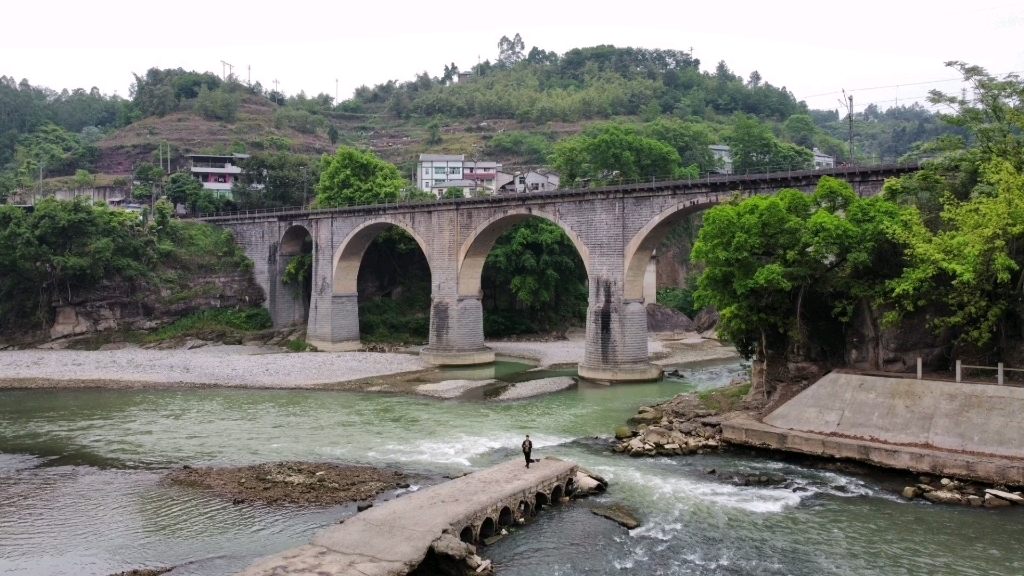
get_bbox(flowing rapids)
[2,361,1022,575]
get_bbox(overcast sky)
[3,0,1022,114]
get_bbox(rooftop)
[419,154,465,162]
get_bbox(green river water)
[1,361,1022,576]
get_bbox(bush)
[658,286,697,317]
[274,108,325,134]
[143,307,271,341]
[194,86,239,122]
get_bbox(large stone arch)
[310,218,431,352]
[622,201,718,301]
[332,219,432,295]
[457,208,590,297]
[271,224,314,327]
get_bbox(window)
[449,167,461,174]
[423,168,430,175]
[434,167,447,175]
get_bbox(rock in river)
[590,505,641,529]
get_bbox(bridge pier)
[420,295,495,366]
[579,283,662,383]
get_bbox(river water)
[1,361,1022,576]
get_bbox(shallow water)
[1,361,1021,576]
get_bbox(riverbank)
[0,336,737,396]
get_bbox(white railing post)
[917,357,922,380]
[998,363,1004,386]
[956,360,962,383]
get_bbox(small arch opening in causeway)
[459,526,474,543]
[564,477,576,497]
[332,220,432,343]
[458,211,589,336]
[551,484,564,503]
[280,225,313,322]
[623,204,715,302]
[534,491,549,511]
[517,499,531,519]
[498,506,514,527]
[478,517,496,540]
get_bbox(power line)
[798,69,1024,101]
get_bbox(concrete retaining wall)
[764,373,1024,459]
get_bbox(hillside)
[1,42,958,200]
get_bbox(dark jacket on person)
[522,439,533,454]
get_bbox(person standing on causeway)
[522,435,533,468]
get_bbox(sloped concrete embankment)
[722,373,1024,485]
[234,458,579,576]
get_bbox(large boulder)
[692,307,720,333]
[646,303,693,333]
[845,301,952,372]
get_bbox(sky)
[2,0,1023,114]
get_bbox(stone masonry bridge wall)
[207,165,913,381]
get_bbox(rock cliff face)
[47,272,264,341]
[844,300,952,372]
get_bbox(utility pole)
[839,90,854,165]
[247,65,251,86]
[301,166,308,208]
[335,78,339,104]
[272,79,280,104]
[220,60,234,80]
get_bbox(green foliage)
[657,286,697,317]
[233,152,319,209]
[883,63,1024,356]
[143,307,271,342]
[73,169,96,189]
[313,147,405,208]
[442,187,464,199]
[426,120,442,144]
[727,114,813,172]
[261,135,294,152]
[165,172,202,207]
[282,252,312,285]
[481,219,588,335]
[273,107,325,134]
[485,131,552,164]
[328,124,339,145]
[782,114,817,149]
[551,124,682,183]
[133,162,164,184]
[641,119,717,172]
[194,85,239,122]
[13,122,98,177]
[692,177,904,359]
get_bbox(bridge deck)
[235,457,578,576]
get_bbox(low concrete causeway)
[235,458,578,576]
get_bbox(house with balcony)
[187,153,248,198]
[417,154,504,197]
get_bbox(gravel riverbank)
[0,346,429,389]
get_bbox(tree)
[426,120,442,144]
[442,187,464,199]
[692,178,903,389]
[328,124,339,145]
[883,62,1024,359]
[232,152,319,209]
[313,147,405,208]
[783,114,817,149]
[550,124,682,184]
[497,34,526,67]
[194,85,239,122]
[728,114,812,172]
[165,172,202,209]
[642,119,717,173]
[73,169,95,189]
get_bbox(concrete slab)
[235,458,578,576]
[764,373,1024,458]
[723,417,1024,486]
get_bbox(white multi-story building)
[187,153,248,198]
[710,145,733,174]
[417,154,504,197]
[812,148,835,169]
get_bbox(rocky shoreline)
[167,461,410,506]
[900,476,1024,508]
[612,379,753,457]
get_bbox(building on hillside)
[710,145,733,174]
[187,153,248,198]
[457,71,474,83]
[812,148,835,169]
[417,154,503,197]
[430,179,489,198]
[498,170,561,193]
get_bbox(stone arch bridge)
[203,164,915,382]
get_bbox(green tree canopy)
[312,147,405,208]
[728,114,813,172]
[550,124,683,183]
